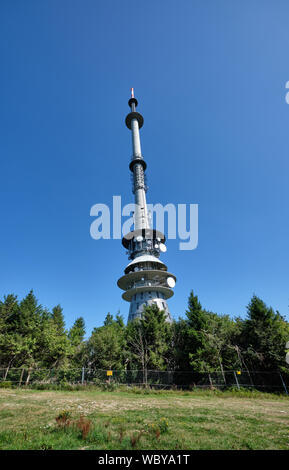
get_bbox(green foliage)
[0,381,12,388]
[0,292,71,373]
[86,315,125,370]
[68,317,85,347]
[238,295,289,371]
[100,381,117,392]
[52,305,66,335]
[171,290,289,377]
[145,417,169,436]
[0,290,288,383]
[103,313,114,326]
[68,317,86,366]
[126,304,172,376]
[186,291,210,371]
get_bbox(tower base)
[128,289,172,323]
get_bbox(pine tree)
[239,295,289,371]
[12,290,43,368]
[86,315,125,370]
[51,305,66,335]
[182,290,210,371]
[68,317,86,347]
[126,304,172,383]
[103,313,114,326]
[38,304,70,368]
[0,294,20,374]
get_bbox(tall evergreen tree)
[238,295,289,371]
[51,305,66,335]
[86,315,125,370]
[0,294,20,373]
[126,305,172,382]
[12,290,43,368]
[176,290,210,371]
[68,317,86,366]
[103,313,114,326]
[68,317,86,347]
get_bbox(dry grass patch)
[0,388,289,449]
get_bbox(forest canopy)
[0,290,288,377]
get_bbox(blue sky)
[0,1,289,335]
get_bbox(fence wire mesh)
[0,368,288,393]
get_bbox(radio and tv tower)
[117,89,176,322]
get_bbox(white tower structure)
[117,90,176,322]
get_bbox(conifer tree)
[103,313,114,326]
[68,317,86,347]
[86,315,125,370]
[0,294,20,374]
[239,295,289,371]
[126,304,172,383]
[51,305,66,335]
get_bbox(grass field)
[0,387,288,450]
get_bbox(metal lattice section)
[132,163,147,193]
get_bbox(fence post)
[279,372,288,395]
[233,371,240,390]
[18,368,24,387]
[247,370,254,386]
[81,367,85,385]
[208,373,213,389]
[25,368,32,386]
[4,366,9,381]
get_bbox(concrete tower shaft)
[131,117,142,157]
[118,90,176,323]
[127,92,149,231]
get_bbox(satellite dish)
[136,236,143,242]
[147,240,152,245]
[159,243,167,253]
[166,277,176,288]
[157,237,161,242]
[154,244,159,249]
[134,267,139,272]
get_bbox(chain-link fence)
[0,367,288,393]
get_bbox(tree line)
[0,290,288,379]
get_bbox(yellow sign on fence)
[107,370,113,376]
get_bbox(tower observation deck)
[117,90,176,322]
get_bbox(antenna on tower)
[127,87,141,120]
